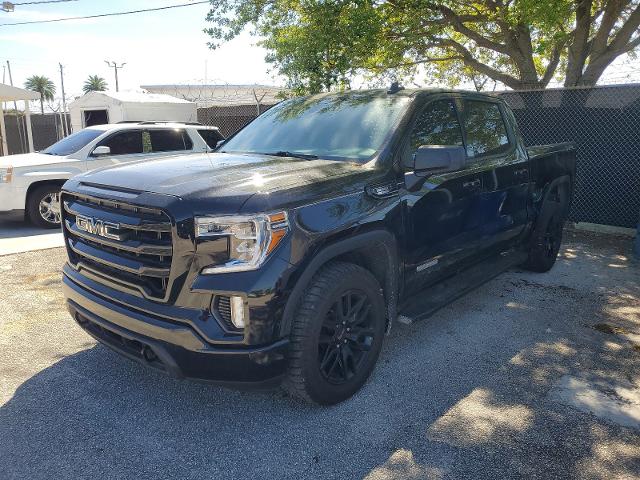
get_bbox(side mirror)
[413,145,466,175]
[91,145,111,157]
[405,145,466,191]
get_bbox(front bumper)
[63,272,289,387]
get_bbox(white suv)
[0,122,224,228]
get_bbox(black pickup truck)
[61,88,575,404]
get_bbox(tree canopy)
[24,75,56,114]
[205,0,640,93]
[83,75,108,94]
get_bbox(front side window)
[149,129,192,152]
[410,99,463,151]
[98,130,144,155]
[220,92,411,162]
[462,100,510,158]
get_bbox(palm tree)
[23,75,56,114]
[83,75,108,94]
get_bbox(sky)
[0,0,277,103]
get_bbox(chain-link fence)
[498,85,640,229]
[142,84,283,138]
[197,104,274,138]
[3,113,70,155]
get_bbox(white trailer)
[68,91,197,132]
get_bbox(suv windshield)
[43,129,104,156]
[220,92,411,162]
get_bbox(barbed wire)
[139,83,287,108]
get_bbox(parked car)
[0,122,224,228]
[60,88,575,404]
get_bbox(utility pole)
[104,60,126,92]
[6,60,26,153]
[58,63,68,136]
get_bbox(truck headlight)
[0,166,13,183]
[195,212,288,274]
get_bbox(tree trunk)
[39,97,44,115]
[578,53,618,85]
[565,0,593,87]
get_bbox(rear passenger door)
[147,128,194,155]
[460,99,528,252]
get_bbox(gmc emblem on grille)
[76,215,123,241]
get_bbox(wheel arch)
[280,229,399,337]
[25,179,68,223]
[534,174,572,218]
[25,178,68,208]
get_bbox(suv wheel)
[27,185,62,229]
[284,261,386,405]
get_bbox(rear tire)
[27,184,63,229]
[523,194,566,273]
[284,261,386,405]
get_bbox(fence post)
[24,101,34,153]
[634,213,640,257]
[0,110,7,156]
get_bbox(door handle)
[514,168,529,177]
[462,179,481,190]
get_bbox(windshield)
[43,129,104,156]
[220,92,411,162]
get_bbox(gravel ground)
[1,230,639,479]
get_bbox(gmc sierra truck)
[61,88,575,405]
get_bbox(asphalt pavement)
[1,230,639,479]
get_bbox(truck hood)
[74,152,372,213]
[0,152,70,168]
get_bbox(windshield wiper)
[262,151,318,160]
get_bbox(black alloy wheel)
[284,261,386,405]
[318,289,376,384]
[543,213,563,260]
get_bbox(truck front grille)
[62,192,173,300]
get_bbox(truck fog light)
[230,295,246,329]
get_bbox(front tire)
[284,261,386,405]
[27,185,63,229]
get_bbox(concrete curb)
[568,222,636,238]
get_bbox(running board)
[397,249,528,325]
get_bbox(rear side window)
[410,99,464,151]
[462,100,510,158]
[198,129,224,149]
[99,130,143,155]
[148,129,193,152]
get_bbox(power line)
[0,1,209,27]
[11,0,78,5]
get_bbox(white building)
[68,91,197,132]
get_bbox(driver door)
[402,97,485,296]
[88,129,148,170]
